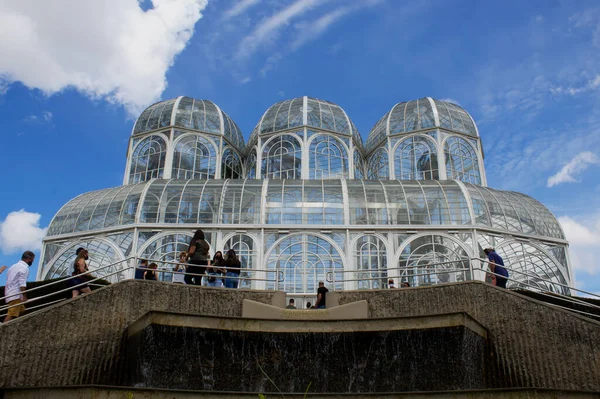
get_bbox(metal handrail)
[0,256,135,304]
[321,258,471,275]
[328,268,471,284]
[472,257,600,300]
[471,265,600,312]
[3,254,596,322]
[0,262,137,313]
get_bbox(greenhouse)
[39,96,573,299]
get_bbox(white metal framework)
[39,96,572,295]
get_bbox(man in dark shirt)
[135,259,149,280]
[315,281,328,309]
[484,248,509,288]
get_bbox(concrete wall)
[0,280,283,387]
[337,282,600,391]
[0,280,598,392]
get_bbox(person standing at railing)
[135,259,149,280]
[3,251,35,322]
[172,252,187,284]
[186,229,210,286]
[206,251,225,288]
[70,250,93,298]
[484,248,509,289]
[144,263,158,281]
[224,249,241,289]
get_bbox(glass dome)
[248,96,364,148]
[366,97,478,152]
[132,96,245,152]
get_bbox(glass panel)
[173,133,217,179]
[261,134,302,179]
[398,235,470,287]
[309,135,349,179]
[128,134,168,183]
[367,148,389,179]
[266,233,344,292]
[444,136,481,184]
[355,235,388,289]
[395,136,439,180]
[221,149,243,179]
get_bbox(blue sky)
[0,0,599,294]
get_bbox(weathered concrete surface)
[241,298,370,319]
[0,280,283,388]
[2,386,599,398]
[128,312,487,392]
[0,280,599,393]
[337,282,600,392]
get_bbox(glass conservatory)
[39,96,573,297]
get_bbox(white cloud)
[547,151,599,187]
[0,0,207,115]
[0,210,48,255]
[291,5,361,51]
[223,0,261,20]
[24,110,53,125]
[550,75,600,96]
[559,215,600,275]
[236,0,322,60]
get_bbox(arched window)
[367,148,389,179]
[495,241,569,295]
[266,234,344,293]
[444,136,481,184]
[395,136,438,180]
[261,134,302,179]
[173,134,217,179]
[141,233,193,282]
[221,148,243,179]
[354,150,365,179]
[354,235,387,289]
[309,135,348,179]
[398,235,470,287]
[224,234,256,289]
[129,135,167,183]
[43,239,123,282]
[246,149,257,179]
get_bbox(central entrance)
[266,233,343,295]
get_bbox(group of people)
[0,242,509,323]
[286,281,329,309]
[135,229,242,288]
[387,279,410,289]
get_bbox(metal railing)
[2,255,598,322]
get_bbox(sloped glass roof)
[47,179,564,240]
[366,97,478,152]
[248,96,364,149]
[133,96,245,151]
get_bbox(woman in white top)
[172,251,187,284]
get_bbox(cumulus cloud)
[559,215,600,276]
[0,0,207,115]
[0,210,48,255]
[547,151,599,187]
